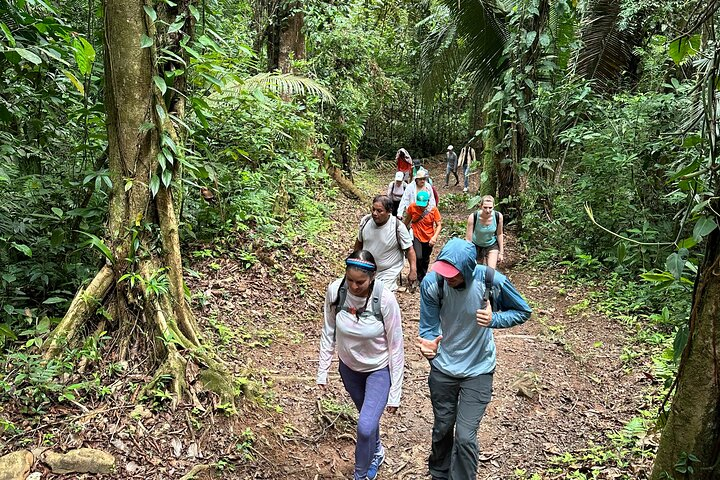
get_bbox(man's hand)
[408,269,418,283]
[498,253,504,263]
[476,302,493,327]
[416,335,442,359]
[386,406,398,414]
[429,237,437,247]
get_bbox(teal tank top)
[472,211,497,247]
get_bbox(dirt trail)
[0,161,653,480]
[223,160,653,479]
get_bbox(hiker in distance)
[397,168,436,220]
[355,195,417,291]
[444,145,459,187]
[416,238,532,480]
[317,250,404,480]
[458,145,475,193]
[403,190,442,284]
[396,147,413,182]
[465,195,504,268]
[387,171,407,217]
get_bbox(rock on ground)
[0,450,33,480]
[41,448,115,474]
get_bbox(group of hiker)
[316,148,531,480]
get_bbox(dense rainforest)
[0,0,719,478]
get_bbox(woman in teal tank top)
[464,195,504,268]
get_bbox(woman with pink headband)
[317,249,405,480]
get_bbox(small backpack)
[331,278,385,324]
[436,266,496,311]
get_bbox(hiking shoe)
[367,446,385,480]
[463,187,468,192]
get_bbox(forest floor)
[3,159,659,479]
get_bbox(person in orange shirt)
[403,190,442,283]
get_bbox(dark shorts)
[474,241,499,262]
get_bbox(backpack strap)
[484,266,495,310]
[358,214,371,243]
[370,280,384,323]
[416,206,432,222]
[436,274,445,309]
[331,277,347,313]
[394,216,404,252]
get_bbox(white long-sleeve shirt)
[398,182,436,219]
[317,278,405,406]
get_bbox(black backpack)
[436,266,495,310]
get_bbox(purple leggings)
[339,361,390,480]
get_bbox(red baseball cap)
[431,260,460,278]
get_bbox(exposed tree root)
[43,265,114,359]
[327,165,368,204]
[45,264,236,411]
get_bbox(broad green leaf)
[640,271,674,283]
[524,31,537,47]
[140,34,153,49]
[162,134,177,153]
[51,207,63,217]
[693,216,717,240]
[0,323,17,340]
[0,21,15,47]
[155,104,166,122]
[673,324,689,364]
[43,297,66,304]
[15,48,42,65]
[189,5,200,20]
[73,37,96,76]
[168,17,185,34]
[666,252,685,280]
[616,242,626,264]
[150,174,160,197]
[162,168,172,187]
[143,5,157,22]
[12,243,32,257]
[125,180,133,192]
[677,237,697,249]
[668,35,700,65]
[79,232,115,263]
[153,75,167,95]
[62,70,85,95]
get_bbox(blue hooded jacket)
[419,238,532,377]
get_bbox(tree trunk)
[480,128,497,197]
[44,0,233,409]
[650,216,720,479]
[278,3,304,74]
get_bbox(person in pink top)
[317,250,405,480]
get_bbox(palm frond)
[447,0,508,95]
[241,72,336,103]
[575,0,642,90]
[418,0,508,100]
[418,7,463,100]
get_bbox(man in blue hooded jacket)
[417,238,532,480]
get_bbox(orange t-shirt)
[406,204,441,243]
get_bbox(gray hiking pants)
[428,364,493,480]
